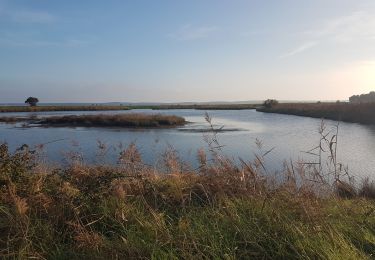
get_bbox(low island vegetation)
[0,113,186,128]
[38,113,186,128]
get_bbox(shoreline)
[257,102,375,125]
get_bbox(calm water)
[1,109,375,179]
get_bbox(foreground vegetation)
[0,122,374,259]
[0,105,130,113]
[257,102,375,125]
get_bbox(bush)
[263,99,279,108]
[349,91,375,103]
[25,97,39,107]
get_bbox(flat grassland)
[0,103,258,113]
[147,104,258,110]
[0,105,130,113]
[257,102,375,125]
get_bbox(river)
[1,109,374,179]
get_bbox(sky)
[0,0,374,103]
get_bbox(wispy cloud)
[240,30,267,38]
[168,24,219,41]
[0,37,91,48]
[280,41,318,58]
[0,2,56,23]
[281,11,375,58]
[10,10,56,23]
[303,11,375,41]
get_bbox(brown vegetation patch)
[257,102,375,125]
[38,113,186,128]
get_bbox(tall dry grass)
[257,102,375,125]
[39,113,186,128]
[0,116,374,259]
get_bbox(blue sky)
[0,0,374,103]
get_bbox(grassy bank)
[38,114,186,128]
[257,102,375,125]
[0,105,130,113]
[0,141,374,259]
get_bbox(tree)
[349,91,375,103]
[25,97,39,107]
[263,99,279,108]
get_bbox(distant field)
[146,104,258,110]
[257,102,375,125]
[0,105,130,113]
[0,103,258,112]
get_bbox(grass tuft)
[0,141,374,259]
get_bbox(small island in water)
[0,113,187,128]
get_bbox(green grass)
[257,102,375,125]
[0,143,374,259]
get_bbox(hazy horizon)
[1,0,374,103]
[0,99,347,105]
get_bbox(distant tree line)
[349,91,375,103]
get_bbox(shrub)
[263,99,279,108]
[25,97,39,107]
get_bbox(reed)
[38,113,186,128]
[257,102,375,125]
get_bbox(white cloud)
[280,41,318,58]
[169,24,219,41]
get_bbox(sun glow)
[329,61,375,98]
[358,61,375,93]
